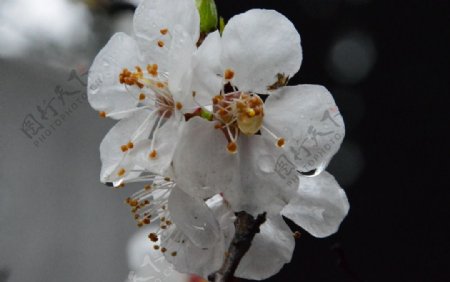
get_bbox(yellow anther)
[149,150,158,159]
[118,168,126,176]
[224,69,234,80]
[276,138,285,148]
[246,108,256,117]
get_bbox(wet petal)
[172,117,236,198]
[88,32,141,119]
[235,215,294,280]
[221,9,302,94]
[99,109,156,183]
[264,85,345,174]
[281,171,349,238]
[133,0,199,70]
[223,135,298,216]
[191,30,223,105]
[168,188,220,249]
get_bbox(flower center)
[119,64,178,118]
[212,91,265,153]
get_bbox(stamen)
[157,40,165,48]
[147,64,158,77]
[117,168,126,177]
[224,69,234,80]
[149,149,158,159]
[227,142,238,154]
[262,125,285,148]
[175,102,183,110]
[127,141,134,149]
[160,28,168,35]
[120,145,128,152]
[99,111,106,118]
[276,138,285,148]
[139,93,146,100]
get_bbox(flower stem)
[208,211,267,282]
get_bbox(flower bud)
[195,0,218,33]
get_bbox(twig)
[208,211,267,282]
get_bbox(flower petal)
[133,0,199,70]
[223,135,298,216]
[162,194,234,278]
[88,32,141,119]
[168,188,220,249]
[264,85,345,174]
[99,109,156,183]
[167,27,197,110]
[281,171,349,238]
[221,9,302,94]
[191,30,223,105]
[172,117,236,199]
[235,215,295,280]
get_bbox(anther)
[161,247,167,253]
[246,108,256,117]
[139,93,146,100]
[224,69,234,80]
[156,82,165,88]
[144,184,152,190]
[293,231,301,239]
[147,64,158,76]
[227,142,238,154]
[149,150,158,159]
[157,40,165,47]
[120,145,128,152]
[118,168,126,177]
[127,141,134,149]
[164,177,171,181]
[148,233,159,242]
[171,251,177,257]
[99,111,107,118]
[160,28,168,35]
[176,102,183,110]
[276,138,285,148]
[153,245,160,250]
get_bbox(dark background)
[0,1,449,282]
[214,1,450,281]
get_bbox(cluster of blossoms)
[88,0,349,280]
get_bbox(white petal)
[221,9,302,93]
[168,188,220,249]
[133,0,199,70]
[223,135,298,216]
[88,32,141,119]
[264,85,345,174]
[281,171,349,238]
[161,195,234,278]
[191,30,223,105]
[235,215,295,280]
[172,117,236,199]
[99,109,156,183]
[162,228,226,278]
[167,27,197,110]
[129,116,182,176]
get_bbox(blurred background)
[0,0,448,281]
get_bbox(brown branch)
[208,211,267,282]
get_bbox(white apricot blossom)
[124,176,235,278]
[88,0,201,183]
